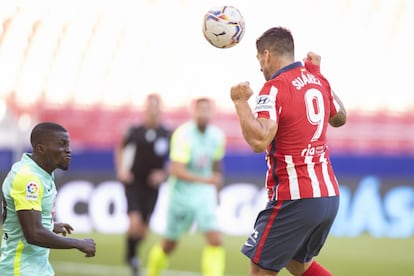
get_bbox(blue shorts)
[241,196,339,272]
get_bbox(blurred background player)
[230,27,346,276]
[0,122,96,276]
[114,93,171,276]
[147,97,226,276]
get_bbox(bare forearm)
[170,161,221,185]
[234,101,270,152]
[26,228,80,250]
[172,168,211,183]
[329,91,347,127]
[114,144,123,173]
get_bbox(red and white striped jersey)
[255,62,341,201]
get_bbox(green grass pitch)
[49,232,414,276]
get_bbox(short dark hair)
[256,27,295,57]
[30,122,67,147]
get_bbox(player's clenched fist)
[78,238,96,257]
[303,51,321,74]
[230,81,253,102]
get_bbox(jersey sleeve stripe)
[255,85,279,121]
[268,86,278,121]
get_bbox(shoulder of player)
[259,79,286,98]
[123,125,142,136]
[134,125,146,131]
[207,125,225,140]
[267,70,329,93]
[8,164,45,191]
[158,125,173,136]
[171,122,191,137]
[207,124,223,132]
[270,73,294,87]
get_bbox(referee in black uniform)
[114,93,171,276]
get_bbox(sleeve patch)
[26,182,39,201]
[254,95,275,112]
[254,85,278,121]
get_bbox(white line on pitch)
[53,261,237,276]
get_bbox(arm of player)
[148,168,169,188]
[114,139,134,184]
[169,161,221,186]
[329,90,347,127]
[231,82,277,152]
[53,222,73,236]
[212,160,224,189]
[304,51,346,128]
[17,210,96,257]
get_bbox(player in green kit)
[147,98,226,276]
[0,122,96,276]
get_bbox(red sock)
[302,261,332,276]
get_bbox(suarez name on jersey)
[254,62,340,201]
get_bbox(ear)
[36,144,46,154]
[264,49,272,63]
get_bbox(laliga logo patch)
[26,182,39,201]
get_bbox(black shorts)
[241,196,339,272]
[124,182,159,223]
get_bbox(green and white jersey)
[164,121,225,239]
[0,153,57,276]
[169,121,225,190]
